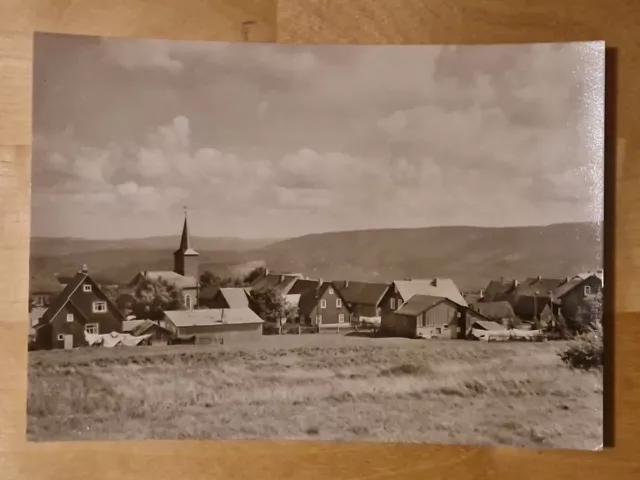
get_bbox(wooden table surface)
[1,1,639,479]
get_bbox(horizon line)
[31,219,604,242]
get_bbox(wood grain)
[1,0,639,478]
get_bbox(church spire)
[178,206,191,252]
[174,206,198,256]
[173,206,199,278]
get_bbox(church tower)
[173,208,199,279]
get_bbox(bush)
[559,332,603,370]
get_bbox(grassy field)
[27,335,603,449]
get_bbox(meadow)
[27,335,603,449]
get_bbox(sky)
[31,34,605,240]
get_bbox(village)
[28,212,605,351]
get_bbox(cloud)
[117,181,139,196]
[32,37,604,238]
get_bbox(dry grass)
[27,335,603,449]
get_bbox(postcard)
[28,33,605,450]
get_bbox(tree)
[131,277,184,320]
[200,270,246,288]
[559,292,603,370]
[243,266,267,286]
[283,302,299,324]
[250,287,287,324]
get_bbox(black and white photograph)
[27,33,605,450]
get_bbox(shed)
[163,308,264,345]
[471,301,516,326]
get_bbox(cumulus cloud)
[32,36,604,238]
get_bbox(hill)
[247,222,603,290]
[29,236,279,257]
[29,222,603,291]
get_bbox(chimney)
[479,289,484,298]
[81,264,88,274]
[280,275,285,283]
[319,278,324,287]
[265,269,269,276]
[345,280,350,288]
[536,275,541,281]
[431,278,438,287]
[513,280,519,288]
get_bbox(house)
[332,280,390,324]
[294,280,351,327]
[29,274,65,307]
[163,308,264,345]
[478,278,516,303]
[200,287,252,309]
[385,295,464,339]
[129,320,174,345]
[509,277,567,321]
[247,272,304,296]
[129,210,199,309]
[34,265,127,350]
[551,273,604,327]
[470,301,516,326]
[379,278,467,332]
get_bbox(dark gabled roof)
[482,279,516,301]
[41,272,87,323]
[332,281,390,306]
[472,301,515,320]
[553,275,602,299]
[41,271,126,324]
[249,273,302,295]
[395,295,453,317]
[515,277,566,297]
[287,279,321,295]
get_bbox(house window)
[92,301,107,313]
[320,299,327,309]
[316,315,323,325]
[66,313,74,323]
[57,334,64,341]
[83,284,92,292]
[184,294,192,310]
[84,323,99,335]
[390,298,396,309]
[336,298,342,308]
[584,285,592,296]
[436,328,442,335]
[328,288,334,295]
[338,314,345,323]
[35,295,47,306]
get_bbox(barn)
[385,295,464,339]
[163,308,264,345]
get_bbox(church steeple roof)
[174,208,199,256]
